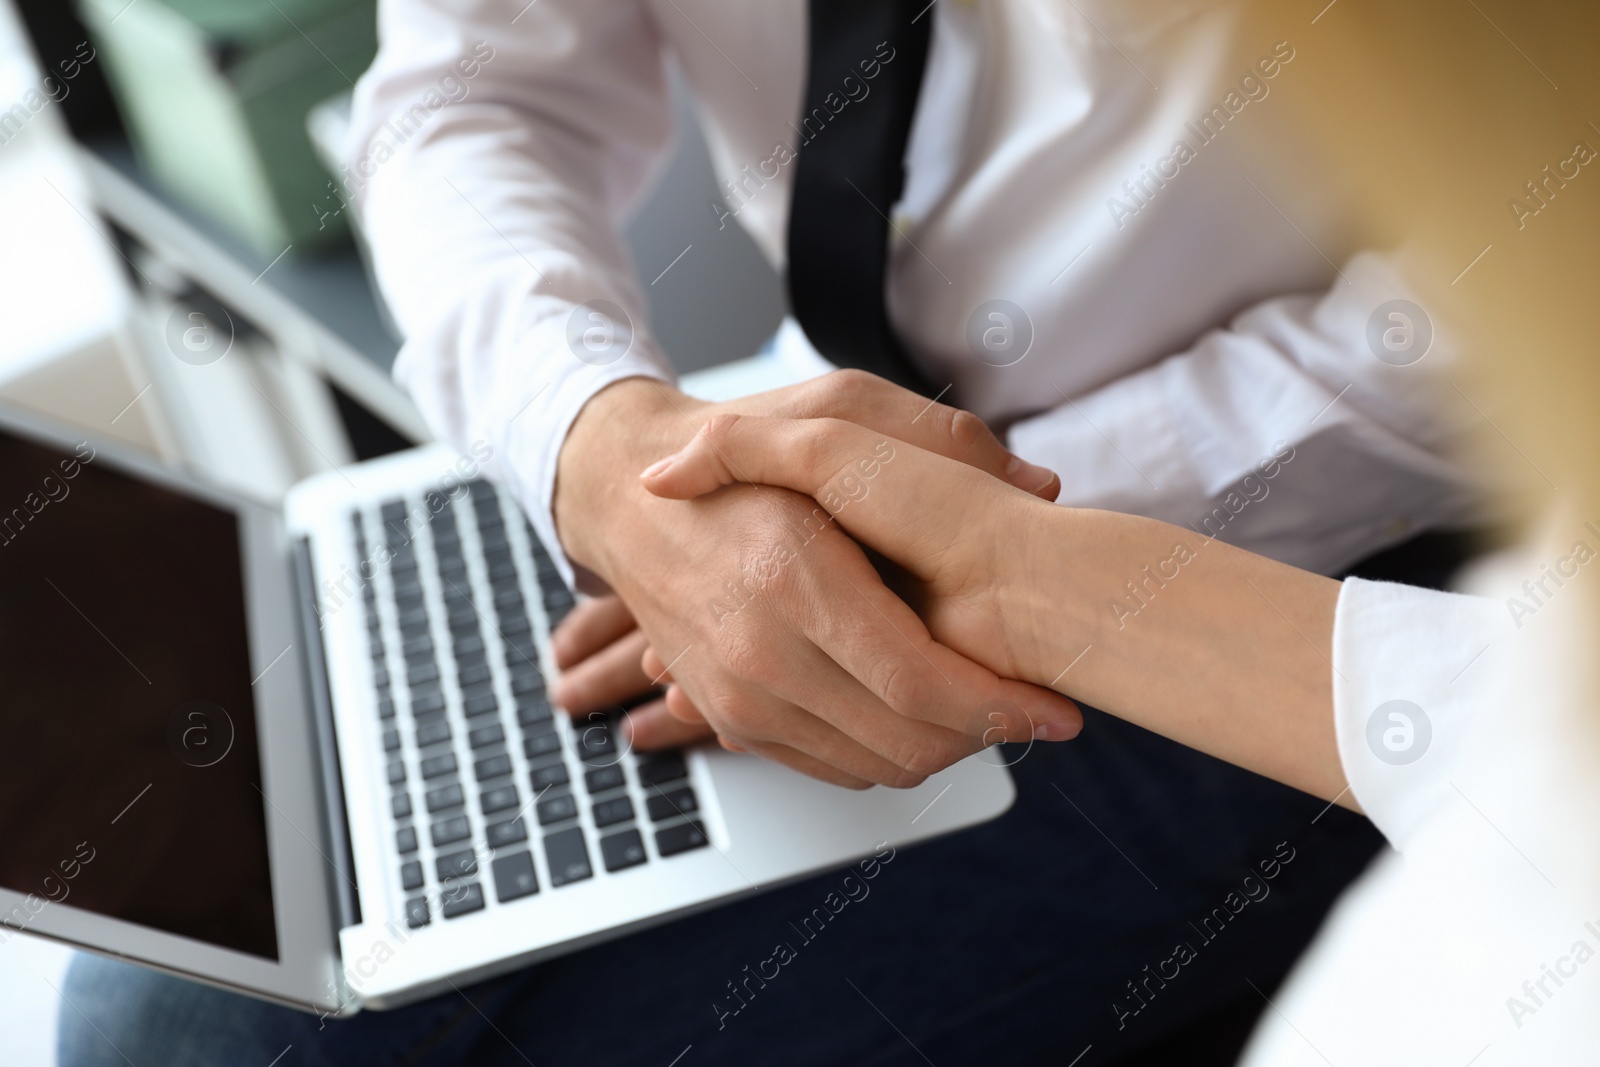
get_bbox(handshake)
[550,370,1085,789]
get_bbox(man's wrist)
[553,377,709,579]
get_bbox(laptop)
[0,402,1016,1015]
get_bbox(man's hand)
[552,371,1079,788]
[549,594,712,750]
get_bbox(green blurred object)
[77,0,376,255]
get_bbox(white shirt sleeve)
[1329,576,1513,849]
[347,0,677,590]
[1006,253,1486,575]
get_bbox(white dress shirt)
[1239,552,1600,1065]
[347,0,1485,587]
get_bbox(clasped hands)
[550,370,1082,789]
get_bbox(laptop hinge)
[292,536,361,930]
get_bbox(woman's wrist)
[1001,501,1109,689]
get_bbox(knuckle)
[890,732,953,780]
[699,411,744,447]
[805,369,870,415]
[948,408,990,452]
[883,758,932,789]
[871,657,927,716]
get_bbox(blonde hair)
[1245,1,1599,522]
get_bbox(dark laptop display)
[0,428,278,960]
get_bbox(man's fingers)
[640,644,672,684]
[620,699,715,750]
[789,369,1059,499]
[663,683,709,725]
[791,546,1082,745]
[550,594,638,668]
[552,629,655,714]
[671,671,940,788]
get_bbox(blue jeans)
[58,707,1383,1067]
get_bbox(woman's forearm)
[1012,506,1352,805]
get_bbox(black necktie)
[786,0,935,395]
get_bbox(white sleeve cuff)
[495,360,674,595]
[1331,577,1510,849]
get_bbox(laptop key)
[523,731,561,760]
[462,689,498,719]
[656,820,710,857]
[377,695,396,720]
[387,760,407,785]
[600,829,648,872]
[480,785,520,815]
[405,896,430,928]
[391,793,412,819]
[486,817,527,847]
[411,690,447,717]
[400,860,424,891]
[469,723,505,749]
[573,720,617,760]
[425,783,465,813]
[383,728,401,753]
[435,849,477,881]
[431,815,472,847]
[530,762,570,790]
[516,698,552,727]
[510,670,543,696]
[492,851,539,902]
[458,663,492,690]
[440,882,485,919]
[544,827,592,886]
[407,662,440,687]
[585,765,626,793]
[421,753,458,779]
[537,793,578,825]
[636,754,688,788]
[396,826,418,854]
[474,754,513,781]
[416,719,452,747]
[592,796,634,828]
[646,785,699,823]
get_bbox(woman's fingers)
[641,414,1038,582]
[550,594,638,668]
[781,370,1060,500]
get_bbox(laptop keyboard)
[351,479,709,929]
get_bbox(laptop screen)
[0,427,279,961]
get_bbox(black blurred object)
[1338,527,1496,591]
[12,0,124,141]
